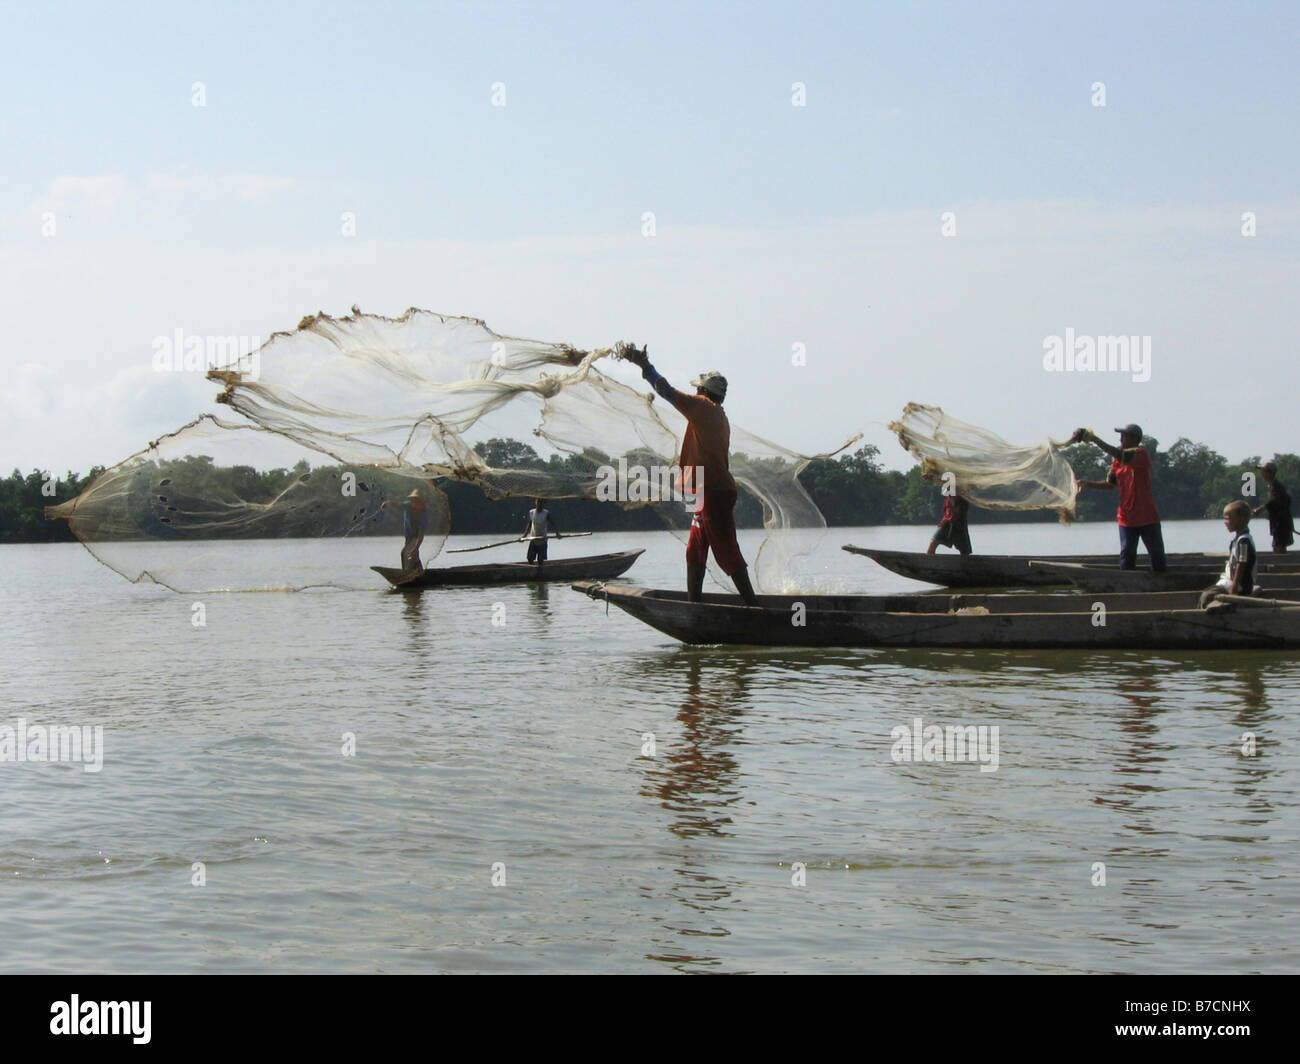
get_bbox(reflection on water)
[637,655,752,970]
[526,582,553,628]
[1227,665,1275,830]
[643,656,749,839]
[4,535,1300,974]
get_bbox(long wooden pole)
[445,532,593,554]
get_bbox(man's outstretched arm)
[1071,428,1123,461]
[621,345,695,416]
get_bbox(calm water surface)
[1,520,1296,973]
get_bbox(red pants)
[686,488,747,576]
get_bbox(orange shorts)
[686,488,747,576]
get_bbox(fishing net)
[48,414,453,591]
[49,307,855,592]
[891,403,1079,523]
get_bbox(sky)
[2,0,1298,477]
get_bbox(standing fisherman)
[1074,423,1167,572]
[520,497,562,566]
[924,474,972,556]
[381,488,428,572]
[619,345,760,606]
[1252,461,1294,553]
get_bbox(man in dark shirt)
[381,488,428,572]
[1252,461,1294,553]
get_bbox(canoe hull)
[843,546,1222,588]
[375,549,644,589]
[572,581,1300,649]
[1029,561,1300,594]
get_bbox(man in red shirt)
[619,345,760,606]
[1074,423,1167,571]
[924,477,972,556]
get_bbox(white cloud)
[2,198,1297,476]
[39,174,130,212]
[2,172,296,238]
[103,364,156,403]
[0,363,59,419]
[143,172,295,203]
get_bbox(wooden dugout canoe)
[842,545,1300,589]
[1027,560,1300,594]
[373,548,644,589]
[571,581,1300,649]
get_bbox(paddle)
[1218,594,1300,610]
[445,532,593,554]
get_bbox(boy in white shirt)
[1199,500,1256,609]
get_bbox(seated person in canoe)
[1200,500,1257,609]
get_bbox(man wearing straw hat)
[381,488,429,572]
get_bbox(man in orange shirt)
[620,346,760,606]
[1074,423,1167,571]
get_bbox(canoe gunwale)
[842,545,1300,590]
[1028,560,1300,594]
[375,548,644,589]
[572,580,1300,649]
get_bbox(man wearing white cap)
[619,346,760,606]
[1074,423,1167,571]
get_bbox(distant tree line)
[7,436,1296,543]
[800,438,1300,527]
[2,468,106,543]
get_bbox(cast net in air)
[48,307,856,592]
[891,403,1079,523]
